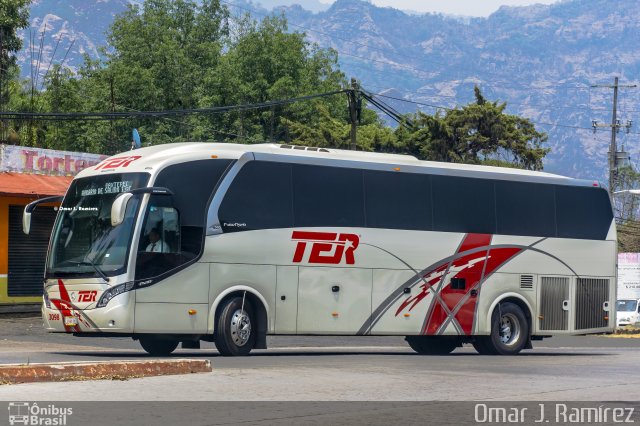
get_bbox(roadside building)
[0,145,106,308]
[618,253,640,300]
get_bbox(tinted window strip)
[216,161,612,240]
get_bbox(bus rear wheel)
[139,335,179,356]
[214,296,256,357]
[473,302,529,355]
[405,336,459,355]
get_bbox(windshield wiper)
[75,259,110,283]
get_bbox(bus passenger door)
[296,267,372,334]
[135,264,210,333]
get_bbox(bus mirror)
[111,187,172,227]
[23,195,65,235]
[23,211,31,235]
[111,193,134,227]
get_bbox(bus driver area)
[27,142,615,359]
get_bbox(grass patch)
[605,326,640,338]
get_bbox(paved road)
[1,315,640,401]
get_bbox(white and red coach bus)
[23,143,616,356]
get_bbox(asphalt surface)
[1,315,640,401]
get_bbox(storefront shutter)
[8,205,57,297]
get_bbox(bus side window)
[135,196,182,280]
[139,206,180,254]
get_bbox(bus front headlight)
[96,282,135,308]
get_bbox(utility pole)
[109,74,116,154]
[0,28,5,142]
[591,77,637,199]
[608,76,620,199]
[347,78,361,151]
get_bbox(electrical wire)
[361,91,414,128]
[371,92,640,136]
[39,33,63,91]
[0,89,348,121]
[114,102,262,143]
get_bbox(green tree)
[104,0,229,151]
[398,87,549,170]
[108,0,228,111]
[0,0,30,142]
[201,14,346,143]
[0,0,29,98]
[37,4,348,152]
[37,0,231,153]
[38,64,102,152]
[281,101,397,151]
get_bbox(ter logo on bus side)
[292,231,359,265]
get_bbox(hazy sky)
[318,0,562,17]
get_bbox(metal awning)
[0,172,72,198]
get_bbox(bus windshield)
[616,300,638,312]
[47,173,150,278]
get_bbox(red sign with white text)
[292,231,359,265]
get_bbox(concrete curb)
[0,359,212,384]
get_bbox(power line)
[39,33,63,91]
[372,91,640,136]
[33,25,47,91]
[373,93,453,111]
[362,82,635,129]
[0,89,348,121]
[375,85,640,115]
[114,102,262,143]
[362,93,411,128]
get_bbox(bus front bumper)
[42,292,135,333]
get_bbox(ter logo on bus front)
[291,231,359,265]
[95,155,141,170]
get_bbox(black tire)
[474,302,529,355]
[139,335,179,356]
[472,337,498,355]
[405,336,459,355]
[214,297,256,357]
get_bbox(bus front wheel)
[405,336,459,355]
[473,302,529,355]
[139,335,179,356]
[214,296,256,356]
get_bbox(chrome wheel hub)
[499,313,521,347]
[230,309,251,347]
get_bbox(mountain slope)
[18,0,130,80]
